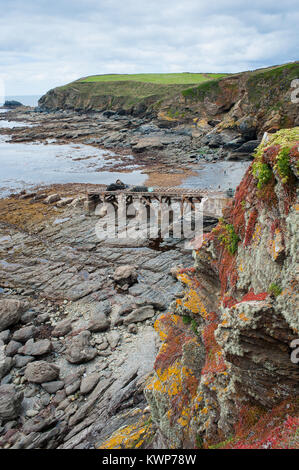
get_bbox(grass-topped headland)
[79,72,229,85]
[39,62,299,131]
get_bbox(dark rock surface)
[0,195,191,448]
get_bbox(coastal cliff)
[99,127,299,449]
[39,63,299,137]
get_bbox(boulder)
[106,330,121,349]
[44,194,60,204]
[14,355,34,368]
[88,302,111,330]
[0,299,25,331]
[80,373,100,395]
[56,197,73,207]
[88,311,110,332]
[113,265,137,289]
[41,381,64,394]
[0,357,14,380]
[65,331,97,364]
[64,367,85,395]
[232,140,260,154]
[24,361,60,383]
[5,340,22,357]
[123,306,155,325]
[19,338,52,356]
[132,136,164,152]
[20,309,38,324]
[0,330,10,344]
[52,319,72,337]
[0,384,23,420]
[12,325,37,343]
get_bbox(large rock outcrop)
[100,127,299,449]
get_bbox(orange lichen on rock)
[98,411,153,449]
[268,227,285,261]
[146,313,202,438]
[177,271,207,317]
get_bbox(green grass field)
[79,72,229,85]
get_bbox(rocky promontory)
[39,63,299,138]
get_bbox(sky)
[0,0,298,96]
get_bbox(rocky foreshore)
[0,106,257,171]
[0,188,197,448]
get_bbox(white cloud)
[0,0,298,94]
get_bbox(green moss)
[268,283,282,297]
[252,161,273,189]
[182,315,191,325]
[196,434,204,449]
[209,436,234,449]
[275,147,292,183]
[253,127,299,188]
[190,319,199,335]
[218,223,240,255]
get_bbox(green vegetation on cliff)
[79,72,229,85]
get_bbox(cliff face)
[180,63,299,135]
[39,63,299,137]
[144,127,299,449]
[99,127,299,449]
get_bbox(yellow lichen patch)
[182,288,207,317]
[177,407,192,427]
[155,362,182,398]
[98,413,152,449]
[238,313,249,322]
[251,223,262,247]
[177,272,193,286]
[268,228,284,261]
[158,110,178,122]
[154,314,182,341]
